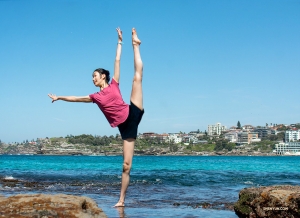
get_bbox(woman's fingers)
[48,94,57,102]
[116,27,122,40]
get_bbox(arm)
[113,27,122,83]
[48,94,92,103]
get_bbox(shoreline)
[0,153,293,156]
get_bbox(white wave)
[4,176,14,180]
[244,181,253,184]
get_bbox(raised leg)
[114,138,135,207]
[130,28,143,110]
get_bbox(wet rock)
[201,202,212,209]
[234,185,300,218]
[0,193,107,217]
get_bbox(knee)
[133,73,142,83]
[123,162,131,174]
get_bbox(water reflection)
[114,206,126,218]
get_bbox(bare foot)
[114,200,125,207]
[132,28,141,45]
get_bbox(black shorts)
[118,102,144,140]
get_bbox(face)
[92,72,105,87]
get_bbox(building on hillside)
[274,142,300,155]
[189,130,200,135]
[156,134,169,143]
[224,131,238,143]
[183,136,190,144]
[207,123,227,136]
[229,126,237,131]
[248,132,261,144]
[237,132,248,145]
[168,134,182,144]
[237,132,261,145]
[141,132,156,138]
[285,129,300,142]
[182,135,198,145]
[242,125,254,131]
[254,127,272,139]
[139,132,169,143]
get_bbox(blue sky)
[1,0,299,143]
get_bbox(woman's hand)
[116,27,122,42]
[48,94,58,103]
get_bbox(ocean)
[0,155,300,217]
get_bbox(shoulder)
[111,78,119,86]
[89,92,99,100]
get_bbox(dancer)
[48,27,144,207]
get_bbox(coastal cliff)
[234,185,300,218]
[0,136,278,156]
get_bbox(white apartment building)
[207,123,227,136]
[285,129,300,142]
[274,142,300,155]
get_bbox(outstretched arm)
[48,94,92,103]
[113,27,122,83]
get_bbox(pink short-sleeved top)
[89,78,129,127]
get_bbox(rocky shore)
[0,193,106,218]
[234,185,300,218]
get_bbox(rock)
[234,185,300,218]
[0,193,107,218]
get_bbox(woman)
[48,27,144,207]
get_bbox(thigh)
[123,138,135,165]
[130,75,143,110]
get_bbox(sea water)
[0,155,300,217]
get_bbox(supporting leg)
[114,138,135,207]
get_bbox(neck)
[100,82,108,91]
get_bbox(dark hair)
[93,68,110,83]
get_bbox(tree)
[237,121,241,129]
[276,132,285,141]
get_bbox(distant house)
[141,132,156,139]
[242,125,254,131]
[156,133,169,143]
[224,131,238,143]
[140,132,170,143]
[189,130,199,135]
[168,134,182,144]
[182,135,198,145]
[229,126,237,131]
